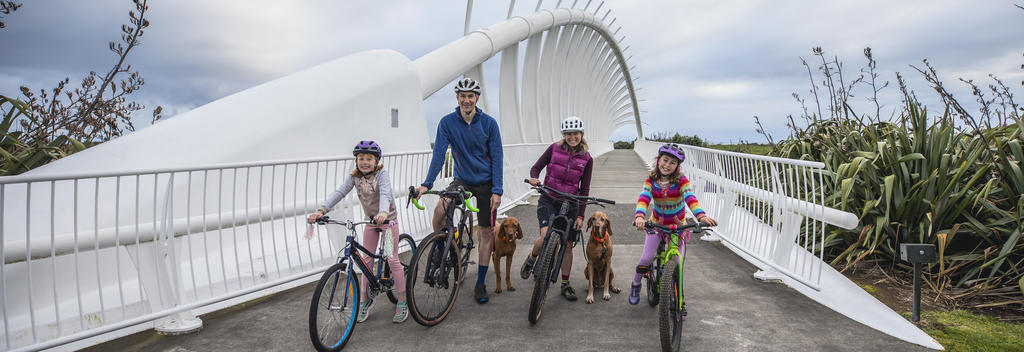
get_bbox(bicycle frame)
[646,221,703,311]
[408,186,479,280]
[649,228,689,311]
[320,219,393,304]
[539,202,577,283]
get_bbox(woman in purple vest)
[519,116,594,301]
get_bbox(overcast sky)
[1,0,1022,143]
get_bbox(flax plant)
[765,47,1023,301]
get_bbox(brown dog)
[492,217,523,293]
[584,211,620,303]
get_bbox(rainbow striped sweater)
[635,175,706,225]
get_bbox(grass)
[708,143,773,156]
[910,310,1024,352]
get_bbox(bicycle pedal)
[467,260,476,265]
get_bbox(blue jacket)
[422,107,504,195]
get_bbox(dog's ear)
[496,222,507,240]
[606,217,613,237]
[587,216,595,231]
[515,221,524,239]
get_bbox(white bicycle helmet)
[560,116,585,133]
[453,77,482,95]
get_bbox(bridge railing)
[634,140,857,290]
[0,143,547,352]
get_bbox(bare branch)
[0,1,22,29]
[753,115,776,147]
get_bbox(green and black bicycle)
[641,220,707,352]
[405,185,479,327]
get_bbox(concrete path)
[86,150,933,352]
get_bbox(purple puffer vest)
[543,143,591,197]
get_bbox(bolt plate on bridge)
[155,312,204,335]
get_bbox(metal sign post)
[900,243,937,322]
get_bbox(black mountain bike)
[525,179,615,324]
[405,185,479,327]
[307,217,416,351]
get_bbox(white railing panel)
[0,146,550,351]
[634,140,856,290]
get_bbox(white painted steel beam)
[413,8,642,137]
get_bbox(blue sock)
[477,265,489,285]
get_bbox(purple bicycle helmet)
[353,140,382,158]
[658,143,685,162]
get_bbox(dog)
[584,211,620,303]
[492,217,523,293]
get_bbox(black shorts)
[536,195,578,229]
[446,179,497,227]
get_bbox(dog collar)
[590,228,607,243]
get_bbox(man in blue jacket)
[415,77,504,304]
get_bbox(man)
[416,77,503,304]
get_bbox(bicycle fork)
[425,231,457,289]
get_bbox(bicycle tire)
[407,231,461,327]
[646,265,661,307]
[528,234,559,324]
[386,233,417,304]
[309,262,359,352]
[658,254,684,352]
[457,220,473,284]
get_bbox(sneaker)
[474,284,489,304]
[561,283,578,301]
[628,282,641,305]
[520,255,537,280]
[357,299,375,322]
[393,301,409,323]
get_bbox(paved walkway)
[86,150,933,352]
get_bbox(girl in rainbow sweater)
[629,143,718,305]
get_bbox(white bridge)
[0,2,940,351]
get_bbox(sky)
[1,0,1022,144]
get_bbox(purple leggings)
[360,221,404,299]
[633,230,689,284]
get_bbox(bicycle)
[404,185,479,327]
[307,217,416,352]
[640,220,707,352]
[525,179,615,324]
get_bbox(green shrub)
[769,47,1022,299]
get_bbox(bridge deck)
[85,150,931,351]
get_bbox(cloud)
[1,0,1021,143]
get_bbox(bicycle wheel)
[386,233,417,304]
[309,262,360,352]
[646,265,661,307]
[456,212,474,284]
[528,233,559,324]
[407,231,462,327]
[658,254,684,352]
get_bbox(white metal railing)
[634,140,857,290]
[0,143,545,351]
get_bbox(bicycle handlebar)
[644,220,706,234]
[407,186,479,213]
[314,216,388,228]
[524,179,616,205]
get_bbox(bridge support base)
[699,231,721,242]
[753,269,784,283]
[155,311,203,335]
